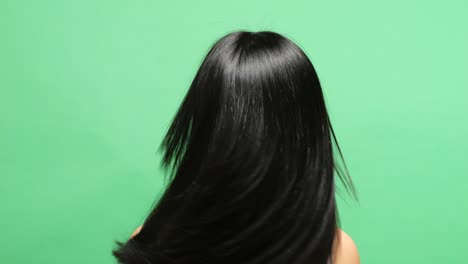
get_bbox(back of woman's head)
[113,30,355,264]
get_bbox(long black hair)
[112,30,356,264]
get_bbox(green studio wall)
[1,0,467,263]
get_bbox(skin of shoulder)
[130,225,359,264]
[332,229,360,264]
[130,225,142,238]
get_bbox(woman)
[113,30,359,264]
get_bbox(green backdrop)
[1,0,467,263]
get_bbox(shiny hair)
[112,30,356,264]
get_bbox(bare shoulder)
[332,229,360,264]
[130,225,142,238]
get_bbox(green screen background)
[1,0,467,263]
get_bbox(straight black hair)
[112,30,356,264]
